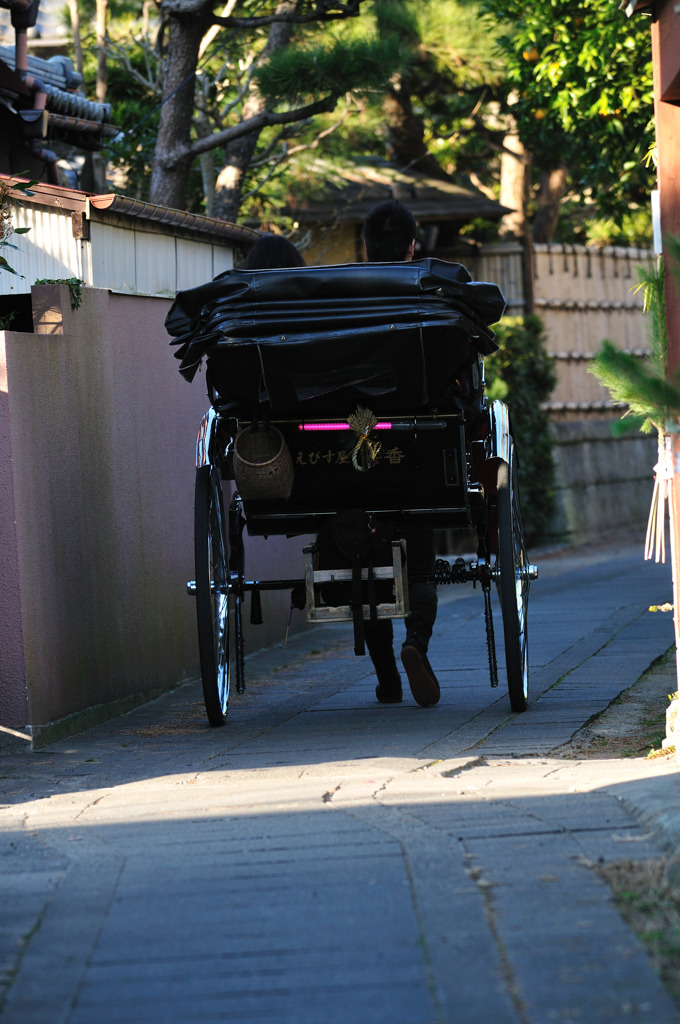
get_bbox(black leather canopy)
[166,258,506,415]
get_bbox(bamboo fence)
[469,242,653,421]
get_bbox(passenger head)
[242,233,306,269]
[363,200,417,262]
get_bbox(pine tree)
[589,236,680,437]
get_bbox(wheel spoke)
[214,591,230,715]
[194,465,232,726]
[496,441,530,712]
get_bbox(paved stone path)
[1,539,679,1023]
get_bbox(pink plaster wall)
[0,337,29,726]
[1,284,311,733]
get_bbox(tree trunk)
[498,125,529,240]
[67,0,83,79]
[96,0,108,104]
[149,9,210,208]
[211,3,295,223]
[212,127,262,223]
[383,77,450,181]
[199,144,216,217]
[533,165,568,243]
[498,123,535,313]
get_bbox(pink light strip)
[298,422,392,432]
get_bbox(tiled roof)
[284,158,511,225]
[2,176,261,246]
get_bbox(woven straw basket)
[233,425,294,500]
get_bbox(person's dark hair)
[363,200,417,262]
[242,234,305,269]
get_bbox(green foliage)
[578,208,652,249]
[371,0,504,87]
[69,0,138,19]
[589,236,680,436]
[478,0,655,217]
[486,314,557,542]
[65,0,657,243]
[270,0,510,221]
[0,177,36,276]
[635,249,668,374]
[375,0,507,174]
[403,0,506,87]
[278,0,652,245]
[589,342,673,437]
[82,2,407,210]
[256,35,406,105]
[547,198,653,248]
[34,278,84,311]
[77,12,162,201]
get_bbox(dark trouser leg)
[401,527,440,706]
[363,617,393,653]
[364,618,402,702]
[404,528,438,651]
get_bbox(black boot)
[364,620,403,703]
[401,529,439,707]
[401,638,440,707]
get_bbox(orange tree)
[479,0,655,242]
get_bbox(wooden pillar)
[650,1,680,747]
[651,4,680,375]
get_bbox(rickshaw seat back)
[166,258,505,418]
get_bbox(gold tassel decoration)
[348,405,381,472]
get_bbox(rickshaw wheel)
[194,465,232,726]
[496,442,529,712]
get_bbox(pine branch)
[610,413,649,437]
[211,1,364,30]
[255,36,406,105]
[589,340,680,433]
[589,234,680,436]
[184,94,338,159]
[632,257,666,374]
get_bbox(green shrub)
[485,314,557,545]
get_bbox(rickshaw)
[166,258,538,727]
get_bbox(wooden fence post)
[670,435,680,760]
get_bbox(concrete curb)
[614,773,680,865]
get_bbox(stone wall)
[550,420,658,545]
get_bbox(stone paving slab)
[1,541,679,1024]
